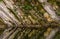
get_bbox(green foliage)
[0,29,4,35]
[54,32,60,39]
[23,4,32,10]
[0,0,2,1]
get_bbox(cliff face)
[0,0,60,39]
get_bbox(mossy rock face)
[0,0,60,39]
